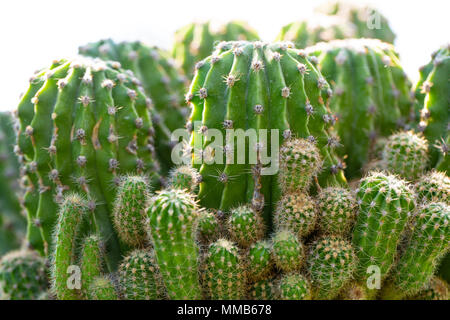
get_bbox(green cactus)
[80,235,104,298]
[51,193,87,300]
[228,205,264,248]
[435,136,449,175]
[247,240,273,282]
[352,172,415,288]
[202,238,246,300]
[415,170,449,205]
[314,1,396,43]
[0,112,26,255]
[382,202,449,299]
[414,45,449,166]
[88,275,118,300]
[278,273,311,300]
[15,58,159,267]
[413,276,449,300]
[271,230,305,273]
[187,41,346,230]
[274,191,317,238]
[248,278,275,300]
[118,249,165,300]
[172,21,259,76]
[147,188,202,299]
[168,165,201,192]
[276,14,355,48]
[382,131,429,180]
[307,236,356,299]
[197,209,220,243]
[306,39,414,178]
[316,187,356,236]
[339,281,367,300]
[0,250,48,300]
[113,175,150,248]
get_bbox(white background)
[0,0,448,111]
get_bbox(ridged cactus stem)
[80,235,104,298]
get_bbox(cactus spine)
[278,273,311,300]
[415,170,449,205]
[306,39,414,178]
[271,230,305,273]
[147,188,202,299]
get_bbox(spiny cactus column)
[88,275,118,300]
[247,240,273,282]
[276,15,355,48]
[187,41,346,228]
[278,273,311,300]
[352,172,415,289]
[168,165,201,192]
[15,58,159,268]
[0,250,48,300]
[113,175,150,248]
[305,39,414,178]
[414,44,449,166]
[271,230,305,273]
[147,188,202,299]
[307,236,356,299]
[314,1,396,43]
[202,238,246,300]
[228,205,264,247]
[382,131,429,180]
[382,202,449,299]
[316,187,356,236]
[172,21,259,76]
[118,249,165,300]
[415,170,449,205]
[79,39,187,174]
[80,235,104,298]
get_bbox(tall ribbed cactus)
[0,112,26,254]
[187,41,346,228]
[172,21,259,76]
[147,188,202,299]
[314,1,396,43]
[414,44,449,166]
[306,39,414,178]
[15,58,159,267]
[352,172,415,289]
[382,202,449,299]
[79,39,188,173]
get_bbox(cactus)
[274,192,317,238]
[382,202,449,299]
[168,165,201,192]
[248,279,275,300]
[0,250,47,300]
[197,209,220,243]
[88,275,118,300]
[0,112,26,254]
[415,170,449,205]
[339,281,367,300]
[80,235,104,298]
[314,1,396,43]
[414,45,449,166]
[202,238,246,299]
[278,273,311,300]
[118,249,165,300]
[306,39,414,178]
[276,14,355,48]
[413,276,449,300]
[382,131,429,180]
[435,136,449,175]
[113,175,150,247]
[316,187,356,236]
[247,240,273,282]
[271,230,305,273]
[228,205,264,248]
[187,41,346,229]
[79,40,187,174]
[307,236,356,299]
[172,21,259,76]
[352,172,415,287]
[147,188,202,299]
[51,193,87,300]
[15,58,159,267]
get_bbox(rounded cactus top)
[415,170,449,205]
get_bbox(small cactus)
[316,187,356,236]
[278,273,311,300]
[88,275,118,300]
[271,230,305,273]
[382,131,428,179]
[274,192,317,238]
[307,236,356,299]
[415,170,449,204]
[202,238,246,300]
[248,279,276,300]
[197,210,220,243]
[168,165,201,192]
[246,240,273,282]
[228,205,264,248]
